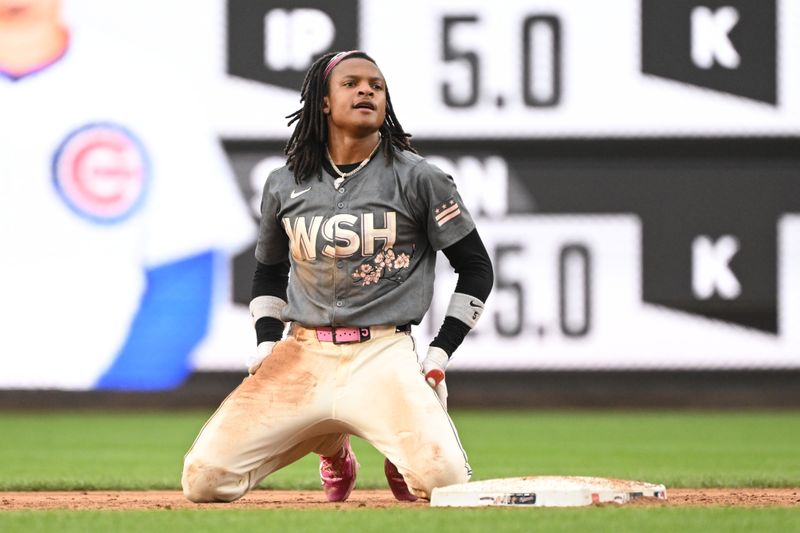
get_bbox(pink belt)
[314,324,411,344]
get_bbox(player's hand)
[422,346,449,409]
[247,341,275,375]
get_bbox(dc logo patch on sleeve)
[52,123,149,223]
[433,198,462,227]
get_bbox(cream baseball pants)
[182,325,471,502]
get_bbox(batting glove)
[247,341,275,375]
[422,346,449,408]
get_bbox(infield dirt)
[1,489,799,510]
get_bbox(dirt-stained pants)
[182,325,471,502]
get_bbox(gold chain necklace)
[326,137,381,182]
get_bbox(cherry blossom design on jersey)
[352,246,414,287]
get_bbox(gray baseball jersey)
[255,149,475,327]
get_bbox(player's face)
[322,58,387,138]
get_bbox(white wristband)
[445,292,485,329]
[249,296,287,325]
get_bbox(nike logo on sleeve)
[290,187,312,199]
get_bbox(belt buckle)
[332,327,371,344]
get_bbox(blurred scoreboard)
[219,0,799,138]
[212,0,800,370]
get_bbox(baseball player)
[0,0,254,390]
[182,50,493,502]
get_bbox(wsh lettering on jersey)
[283,212,397,260]
[641,0,777,104]
[227,0,358,91]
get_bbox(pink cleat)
[384,459,419,502]
[319,436,358,502]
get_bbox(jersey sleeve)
[409,159,475,251]
[254,170,290,265]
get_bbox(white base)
[430,476,667,507]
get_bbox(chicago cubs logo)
[52,123,149,223]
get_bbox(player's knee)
[413,455,471,499]
[182,459,248,503]
[436,455,471,488]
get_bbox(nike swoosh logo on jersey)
[290,187,312,199]
[469,300,483,308]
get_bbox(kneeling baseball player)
[182,50,493,502]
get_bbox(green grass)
[1,410,798,490]
[2,410,799,532]
[1,508,800,533]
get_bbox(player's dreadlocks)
[285,51,416,183]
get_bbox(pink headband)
[323,50,362,79]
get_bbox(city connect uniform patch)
[434,198,462,227]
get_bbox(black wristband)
[429,316,471,357]
[255,316,284,344]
